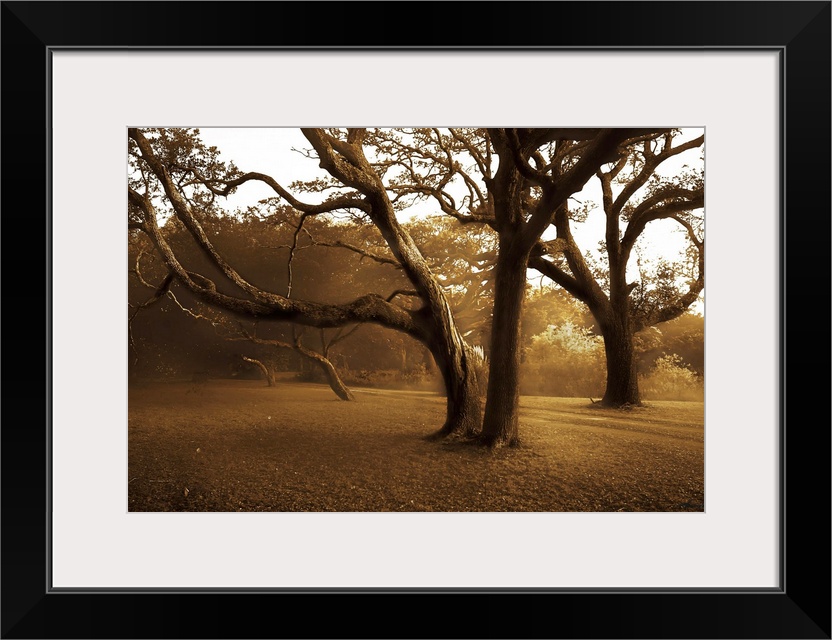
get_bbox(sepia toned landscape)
[128,127,704,512]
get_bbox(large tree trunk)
[600,315,641,406]
[294,342,355,401]
[480,251,528,447]
[428,337,482,440]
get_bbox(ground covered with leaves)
[128,379,704,512]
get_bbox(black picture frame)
[2,2,829,638]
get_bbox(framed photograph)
[3,1,829,638]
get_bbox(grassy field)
[128,379,704,512]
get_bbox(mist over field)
[129,380,703,512]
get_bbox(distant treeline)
[130,213,702,401]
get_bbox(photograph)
[3,0,828,637]
[128,126,705,513]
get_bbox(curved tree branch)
[611,133,704,213]
[130,182,426,340]
[621,193,705,258]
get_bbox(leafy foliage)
[521,321,606,398]
[640,353,703,401]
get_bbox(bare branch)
[611,133,704,213]
[503,128,556,189]
[128,267,174,358]
[182,167,371,215]
[166,290,224,326]
[311,239,401,268]
[326,323,363,349]
[386,289,419,302]
[621,192,704,256]
[528,255,593,305]
[519,128,658,251]
[287,212,314,298]
[448,128,489,179]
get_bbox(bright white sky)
[195,127,704,310]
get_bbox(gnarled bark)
[428,337,482,439]
[598,317,640,406]
[479,249,528,447]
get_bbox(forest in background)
[129,211,703,401]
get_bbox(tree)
[529,131,704,405]
[230,325,357,401]
[365,128,670,445]
[130,127,702,447]
[240,355,277,387]
[128,127,482,437]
